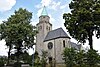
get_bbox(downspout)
[54,39,56,67]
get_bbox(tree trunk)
[16,48,20,63]
[7,50,10,65]
[7,45,11,65]
[88,33,93,50]
[16,41,22,62]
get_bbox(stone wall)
[44,38,70,63]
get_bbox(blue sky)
[0,0,100,56]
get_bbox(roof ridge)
[49,27,62,32]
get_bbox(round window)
[48,42,53,49]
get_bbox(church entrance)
[48,57,52,63]
[48,57,53,67]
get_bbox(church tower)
[36,6,81,66]
[36,6,52,55]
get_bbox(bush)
[0,58,5,67]
[14,62,22,67]
[0,61,4,67]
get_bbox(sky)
[0,0,100,56]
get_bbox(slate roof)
[70,42,81,50]
[44,28,70,42]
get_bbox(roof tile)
[44,28,70,41]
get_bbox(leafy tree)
[34,51,41,67]
[0,56,7,67]
[86,49,100,67]
[62,47,77,67]
[63,0,100,50]
[75,50,86,67]
[63,48,100,67]
[41,50,48,67]
[0,8,37,64]
[21,51,32,64]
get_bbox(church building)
[36,6,81,64]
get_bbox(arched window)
[46,26,48,30]
[49,27,50,31]
[63,40,65,47]
[48,42,53,49]
[40,26,42,30]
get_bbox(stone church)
[36,6,81,64]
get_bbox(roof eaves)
[44,36,70,42]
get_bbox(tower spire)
[41,6,48,16]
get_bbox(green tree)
[0,8,37,64]
[34,51,41,67]
[63,48,100,67]
[75,50,86,67]
[0,56,7,67]
[63,0,100,50]
[21,51,32,64]
[86,49,100,67]
[62,47,76,67]
[41,50,48,67]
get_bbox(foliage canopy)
[63,0,100,49]
[63,47,100,67]
[0,8,37,63]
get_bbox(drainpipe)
[54,39,56,67]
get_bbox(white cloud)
[31,20,38,26]
[0,20,2,23]
[41,0,52,6]
[37,8,43,17]
[93,35,100,51]
[0,0,16,12]
[0,19,5,23]
[42,0,61,10]
[0,40,8,56]
[49,14,55,23]
[60,4,68,9]
[35,4,42,9]
[49,1,61,10]
[0,20,8,56]
[36,0,62,18]
[36,0,61,11]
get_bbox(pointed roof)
[41,6,48,16]
[44,28,70,42]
